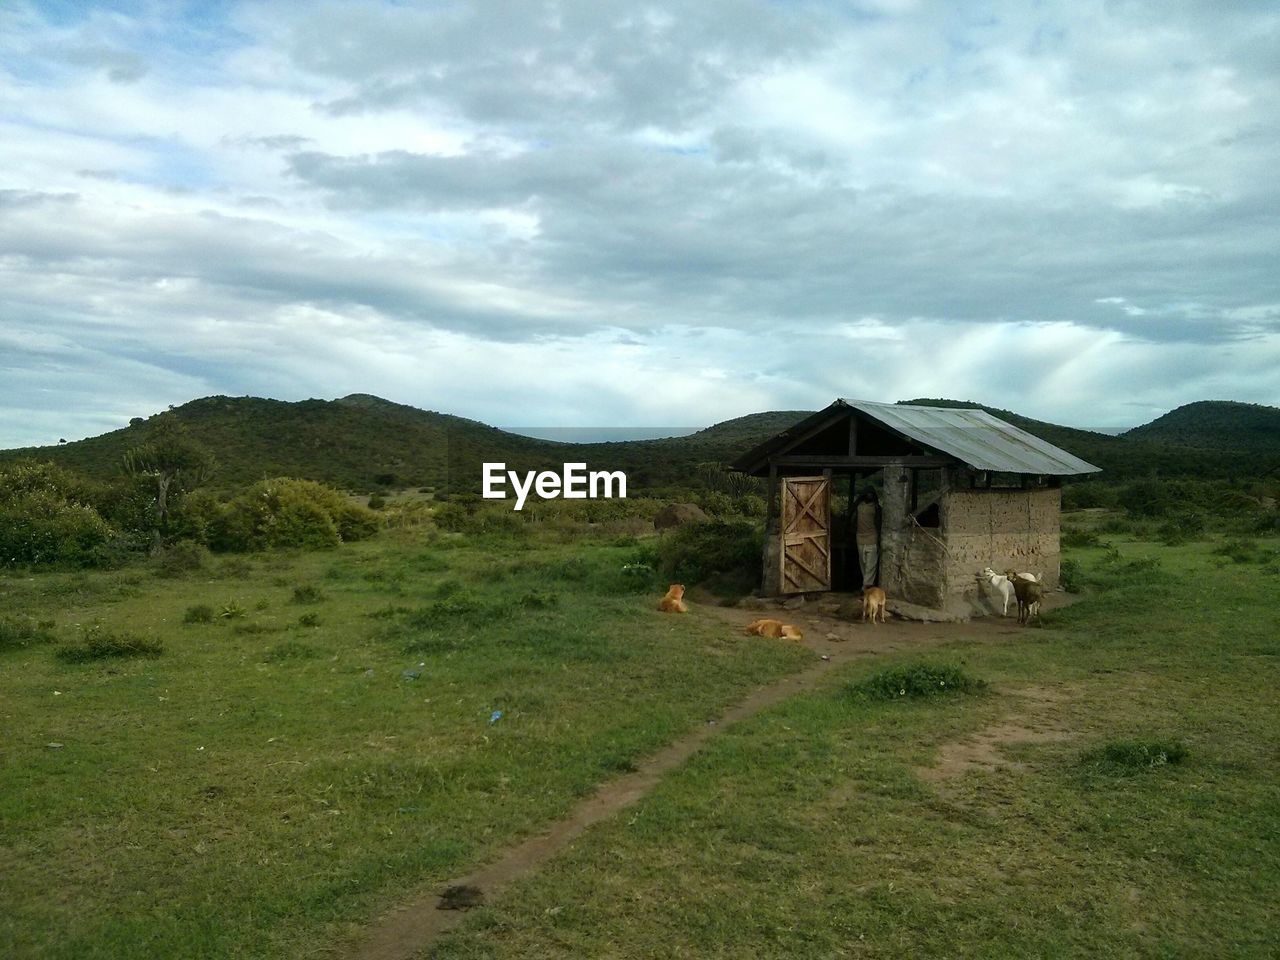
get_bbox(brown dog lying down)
[658,584,687,613]
[861,586,887,624]
[743,618,803,641]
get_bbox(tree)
[121,417,215,549]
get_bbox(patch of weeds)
[296,612,321,628]
[263,641,318,662]
[1061,529,1105,549]
[0,615,57,651]
[848,662,986,701]
[233,622,285,636]
[153,540,211,578]
[255,598,270,611]
[1080,738,1189,774]
[365,605,413,620]
[218,557,254,579]
[217,601,248,620]
[1058,558,1082,593]
[433,578,465,598]
[545,557,592,582]
[57,623,164,663]
[1213,538,1262,564]
[406,595,486,625]
[182,604,216,625]
[410,553,449,573]
[291,584,324,604]
[518,590,559,609]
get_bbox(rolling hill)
[1123,400,1280,454]
[1,395,1274,493]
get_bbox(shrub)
[296,612,321,628]
[183,604,216,624]
[1214,538,1261,564]
[217,601,247,620]
[1080,738,1189,773]
[1157,511,1206,546]
[849,662,986,700]
[57,624,164,663]
[367,493,387,510]
[153,540,212,578]
[0,475,117,568]
[1058,558,1081,593]
[291,585,324,604]
[213,479,382,551]
[656,520,762,589]
[1061,529,1104,549]
[0,615,57,652]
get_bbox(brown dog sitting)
[743,618,803,641]
[862,586,887,624]
[658,583,687,613]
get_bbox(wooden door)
[780,476,831,594]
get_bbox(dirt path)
[346,601,1049,960]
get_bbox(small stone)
[47,742,64,749]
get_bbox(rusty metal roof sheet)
[841,399,1101,475]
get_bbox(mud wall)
[941,486,1061,608]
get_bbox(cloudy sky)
[2,0,1277,448]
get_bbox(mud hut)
[732,400,1101,616]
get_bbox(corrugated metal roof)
[841,399,1101,475]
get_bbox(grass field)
[2,523,1278,958]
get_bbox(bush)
[1155,510,1206,545]
[1080,738,1188,773]
[1058,558,1082,593]
[183,604,216,624]
[656,520,762,589]
[0,482,117,568]
[218,601,247,620]
[296,613,321,628]
[1061,529,1105,549]
[153,540,212,578]
[367,493,387,510]
[291,585,324,604]
[57,624,164,663]
[849,662,986,700]
[1214,538,1262,564]
[206,478,381,552]
[0,615,57,652]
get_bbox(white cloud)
[0,0,1277,449]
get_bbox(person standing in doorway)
[855,490,880,589]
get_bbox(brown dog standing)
[862,586,887,624]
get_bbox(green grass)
[429,534,1280,958]
[0,529,808,959]
[4,529,1278,958]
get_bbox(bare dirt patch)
[915,686,1076,783]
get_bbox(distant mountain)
[0,395,806,494]
[1122,401,1280,453]
[898,398,1277,478]
[1,394,1273,491]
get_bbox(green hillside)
[1123,401,1280,454]
[2,394,1274,494]
[898,398,1276,479]
[0,396,806,495]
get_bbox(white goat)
[979,567,1016,616]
